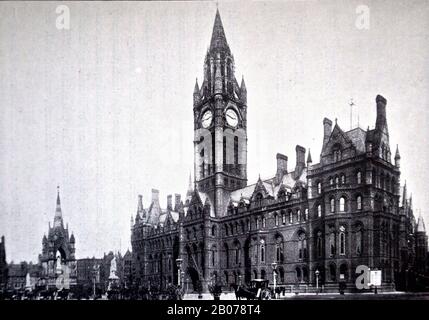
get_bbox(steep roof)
[345,127,367,153]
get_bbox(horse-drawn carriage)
[234,279,274,300]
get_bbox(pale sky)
[1,0,428,263]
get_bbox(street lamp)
[176,259,183,287]
[315,269,320,294]
[271,262,277,298]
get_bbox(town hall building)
[131,9,428,293]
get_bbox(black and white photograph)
[0,0,429,309]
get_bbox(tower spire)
[210,8,229,52]
[54,186,63,228]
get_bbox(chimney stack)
[295,145,306,178]
[375,95,387,130]
[174,194,181,211]
[151,189,159,203]
[167,195,173,210]
[275,153,288,184]
[323,118,332,148]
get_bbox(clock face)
[201,110,213,128]
[226,109,239,127]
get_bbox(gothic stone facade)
[131,10,427,293]
[39,188,77,290]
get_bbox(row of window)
[329,195,363,213]
[219,228,362,268]
[316,171,363,195]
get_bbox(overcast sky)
[1,0,428,263]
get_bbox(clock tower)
[193,9,248,217]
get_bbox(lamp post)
[271,262,277,299]
[176,259,183,287]
[315,269,320,294]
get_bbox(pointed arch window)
[282,211,286,224]
[357,195,362,210]
[304,208,309,221]
[275,213,279,226]
[317,231,323,257]
[317,204,322,218]
[317,182,322,194]
[260,240,265,263]
[262,216,266,228]
[329,232,336,256]
[330,198,336,213]
[234,136,238,165]
[339,196,346,212]
[356,227,363,256]
[357,171,362,184]
[289,210,293,224]
[341,174,346,185]
[339,226,346,255]
[297,210,301,222]
[298,233,307,260]
[223,136,226,165]
[235,244,241,265]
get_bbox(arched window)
[235,244,241,265]
[317,204,322,218]
[330,177,334,185]
[316,231,323,257]
[355,226,363,255]
[335,176,339,187]
[317,182,322,194]
[211,246,216,266]
[297,210,301,222]
[357,195,362,210]
[289,210,293,224]
[211,225,217,236]
[260,240,265,263]
[255,217,260,229]
[340,264,348,280]
[274,213,279,226]
[275,237,284,263]
[329,232,336,256]
[234,136,238,165]
[339,226,346,255]
[357,171,362,184]
[223,136,226,165]
[339,197,346,212]
[298,233,307,260]
[330,198,336,213]
[341,174,345,185]
[304,208,309,221]
[296,267,302,282]
[247,219,251,231]
[282,211,286,224]
[330,264,336,281]
[262,216,266,228]
[255,192,263,201]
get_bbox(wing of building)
[130,9,428,293]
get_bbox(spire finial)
[349,98,355,130]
